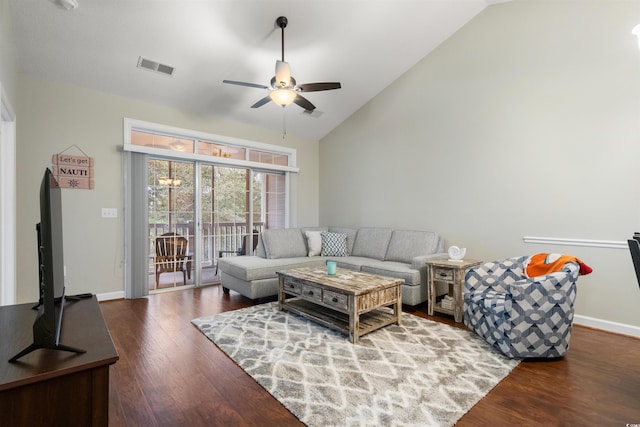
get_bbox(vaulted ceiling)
[9,0,501,140]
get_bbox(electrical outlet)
[101,208,117,218]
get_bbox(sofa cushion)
[305,230,323,257]
[351,228,393,260]
[324,256,373,271]
[262,228,307,259]
[218,255,325,282]
[328,227,358,255]
[385,230,441,264]
[359,259,420,286]
[321,231,348,256]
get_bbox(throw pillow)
[305,230,323,257]
[328,227,358,254]
[524,253,593,278]
[321,231,348,257]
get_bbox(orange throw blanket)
[525,253,593,278]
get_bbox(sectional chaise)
[217,226,447,306]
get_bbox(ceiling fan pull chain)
[282,107,287,139]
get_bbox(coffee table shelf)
[283,298,398,338]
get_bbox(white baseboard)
[574,314,640,338]
[96,291,125,302]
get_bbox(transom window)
[128,126,292,169]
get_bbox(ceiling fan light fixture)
[275,60,291,87]
[270,88,297,107]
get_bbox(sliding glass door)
[126,120,294,297]
[207,167,285,271]
[148,159,195,290]
[147,160,287,291]
[203,165,253,281]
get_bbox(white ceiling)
[9,0,497,140]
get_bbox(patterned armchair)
[463,255,580,359]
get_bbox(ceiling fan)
[223,16,341,112]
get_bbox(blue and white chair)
[463,255,580,359]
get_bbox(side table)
[426,258,482,322]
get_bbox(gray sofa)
[218,226,446,306]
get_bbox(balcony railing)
[148,221,265,270]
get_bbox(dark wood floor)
[100,285,640,427]
[150,266,220,291]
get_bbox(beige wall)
[0,0,15,101]
[320,0,640,327]
[15,74,319,303]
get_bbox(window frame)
[123,119,298,297]
[123,118,299,174]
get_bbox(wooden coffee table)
[277,267,402,343]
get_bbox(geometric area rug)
[192,302,520,427]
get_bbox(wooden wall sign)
[52,152,95,189]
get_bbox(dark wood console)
[0,296,118,426]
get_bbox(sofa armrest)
[411,252,447,270]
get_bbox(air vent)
[137,56,174,76]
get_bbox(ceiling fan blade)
[251,95,272,108]
[223,80,269,90]
[275,60,291,87]
[293,94,316,111]
[297,82,342,92]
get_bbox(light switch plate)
[101,208,117,218]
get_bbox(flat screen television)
[9,168,85,362]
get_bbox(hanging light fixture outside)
[158,177,181,186]
[169,139,186,152]
[269,88,297,107]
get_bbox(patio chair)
[155,232,189,288]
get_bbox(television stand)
[0,296,118,426]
